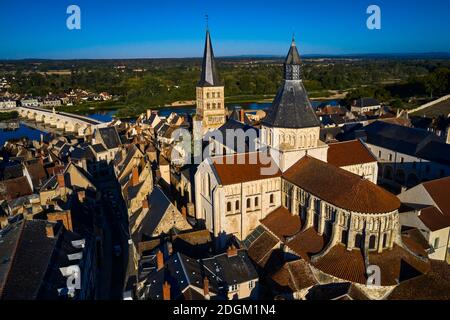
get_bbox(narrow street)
[95,171,129,300]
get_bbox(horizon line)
[2,51,450,61]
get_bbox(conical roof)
[198,30,220,87]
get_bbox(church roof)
[261,80,320,128]
[285,38,302,65]
[198,30,221,87]
[327,140,377,167]
[262,39,320,129]
[283,156,401,214]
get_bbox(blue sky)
[0,0,449,59]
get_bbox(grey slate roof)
[364,121,450,166]
[98,127,121,149]
[353,98,380,108]
[285,38,302,65]
[262,79,321,128]
[262,39,320,129]
[198,30,221,87]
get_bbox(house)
[140,246,258,300]
[0,219,95,300]
[362,121,450,188]
[351,98,381,114]
[398,177,450,262]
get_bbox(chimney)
[57,174,65,189]
[203,277,210,299]
[142,198,149,209]
[162,281,171,300]
[48,211,73,232]
[78,190,86,203]
[45,222,57,238]
[227,245,238,258]
[166,241,173,255]
[240,109,245,123]
[132,167,139,186]
[181,206,187,219]
[156,250,164,271]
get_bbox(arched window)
[270,194,274,204]
[235,200,240,211]
[369,235,377,250]
[247,198,251,209]
[254,197,259,207]
[382,233,388,248]
[227,202,231,212]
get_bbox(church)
[193,32,432,296]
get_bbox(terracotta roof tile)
[261,207,302,240]
[418,206,450,231]
[283,156,400,214]
[270,259,318,293]
[369,244,430,286]
[388,260,450,300]
[423,177,450,219]
[0,176,32,201]
[212,152,281,186]
[247,231,279,266]
[286,228,326,261]
[327,140,377,167]
[312,244,367,284]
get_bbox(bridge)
[17,106,106,136]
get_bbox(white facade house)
[398,177,450,262]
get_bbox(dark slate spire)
[262,38,320,129]
[198,30,220,87]
[284,36,302,80]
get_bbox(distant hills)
[1,52,450,62]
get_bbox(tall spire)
[198,29,220,87]
[262,37,320,129]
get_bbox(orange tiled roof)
[423,177,450,219]
[286,228,326,261]
[312,244,367,285]
[369,244,430,286]
[327,140,377,167]
[261,207,302,240]
[283,156,401,214]
[270,259,318,292]
[418,206,450,231]
[212,152,281,186]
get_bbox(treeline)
[2,58,449,116]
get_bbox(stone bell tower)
[194,29,226,135]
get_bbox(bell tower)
[261,36,328,171]
[194,28,226,134]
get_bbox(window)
[369,235,377,250]
[249,281,254,289]
[400,157,404,163]
[434,237,440,249]
[229,284,238,292]
[212,92,215,98]
[247,198,251,209]
[378,151,381,158]
[235,200,240,211]
[255,197,259,207]
[207,103,211,109]
[270,194,274,204]
[217,92,221,98]
[389,154,393,161]
[206,93,210,98]
[227,202,232,212]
